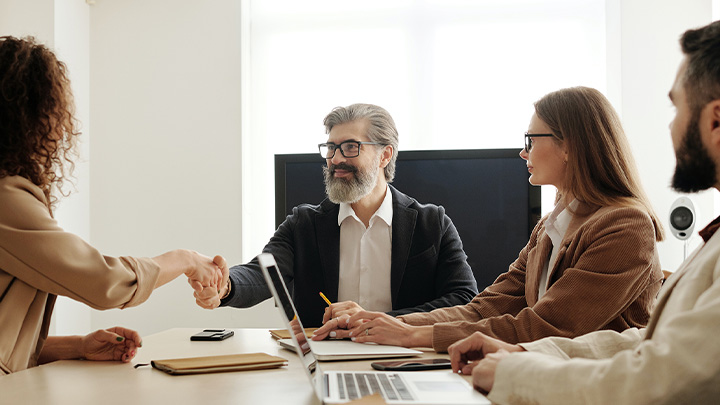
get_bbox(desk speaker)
[669,197,696,241]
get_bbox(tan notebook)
[151,352,287,375]
[269,327,318,340]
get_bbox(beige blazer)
[490,222,720,404]
[399,202,662,352]
[0,176,160,375]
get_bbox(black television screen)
[274,149,541,290]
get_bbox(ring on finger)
[364,328,369,336]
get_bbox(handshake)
[157,249,231,310]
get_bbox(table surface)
[0,328,467,405]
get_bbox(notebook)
[258,253,490,404]
[150,352,287,375]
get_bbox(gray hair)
[323,103,399,182]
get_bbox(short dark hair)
[680,21,720,111]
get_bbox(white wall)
[51,0,93,336]
[0,0,54,45]
[87,0,281,336]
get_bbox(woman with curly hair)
[0,36,228,375]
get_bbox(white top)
[336,185,393,312]
[538,199,577,299]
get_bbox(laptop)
[258,253,491,404]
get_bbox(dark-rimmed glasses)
[318,140,381,159]
[524,133,555,153]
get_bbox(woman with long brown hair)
[313,86,664,353]
[0,36,227,375]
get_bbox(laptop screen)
[258,253,318,378]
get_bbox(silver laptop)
[258,253,490,404]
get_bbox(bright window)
[242,0,607,258]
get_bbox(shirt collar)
[545,199,577,246]
[699,214,720,242]
[338,185,393,226]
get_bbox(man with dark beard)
[444,21,720,404]
[196,103,478,327]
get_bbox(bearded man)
[199,103,477,326]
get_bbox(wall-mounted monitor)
[274,149,542,290]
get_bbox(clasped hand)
[312,306,420,347]
[447,332,524,394]
[82,327,143,363]
[187,254,229,309]
[311,301,366,340]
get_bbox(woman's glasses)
[524,133,555,153]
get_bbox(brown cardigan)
[0,176,160,375]
[398,202,662,352]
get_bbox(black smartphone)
[190,329,234,341]
[370,358,452,371]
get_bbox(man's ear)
[380,145,393,168]
[704,99,720,150]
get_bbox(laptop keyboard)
[335,372,414,401]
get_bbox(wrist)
[39,336,84,364]
[151,249,196,289]
[72,335,87,359]
[178,249,195,275]
[408,325,433,348]
[220,278,232,300]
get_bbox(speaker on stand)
[669,197,697,261]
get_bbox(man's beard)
[671,113,717,193]
[323,156,381,204]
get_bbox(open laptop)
[258,253,491,404]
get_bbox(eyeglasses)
[524,133,555,153]
[318,140,381,159]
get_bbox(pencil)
[319,292,332,306]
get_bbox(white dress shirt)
[337,185,393,312]
[538,199,577,299]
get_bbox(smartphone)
[370,358,452,371]
[190,329,234,341]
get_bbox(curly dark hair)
[0,36,79,213]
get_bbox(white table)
[0,328,457,405]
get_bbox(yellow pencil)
[319,292,332,306]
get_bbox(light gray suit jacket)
[488,222,720,405]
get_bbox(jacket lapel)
[389,187,417,306]
[547,202,599,285]
[526,231,552,306]
[527,202,600,304]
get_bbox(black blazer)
[222,185,478,326]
